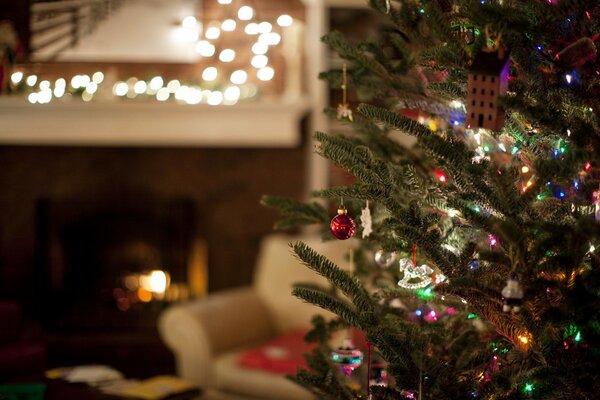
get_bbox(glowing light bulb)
[252,42,268,55]
[565,74,573,84]
[195,40,215,57]
[238,6,253,20]
[147,270,168,293]
[202,67,218,81]
[258,22,272,33]
[519,335,529,344]
[208,91,224,106]
[150,76,164,90]
[221,19,236,31]
[167,80,181,93]
[175,85,190,101]
[113,82,128,96]
[28,93,38,104]
[251,54,268,68]
[224,86,240,102]
[39,80,50,90]
[245,23,259,35]
[277,14,293,27]
[218,0,232,4]
[205,26,221,40]
[230,70,248,85]
[85,82,98,94]
[26,75,38,86]
[259,32,281,45]
[156,88,170,101]
[521,166,529,173]
[134,81,147,94]
[11,71,23,84]
[70,75,82,89]
[257,67,274,81]
[182,16,197,29]
[219,49,236,62]
[92,71,104,83]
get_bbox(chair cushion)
[213,332,314,400]
[238,329,314,375]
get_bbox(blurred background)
[0,0,382,380]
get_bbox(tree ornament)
[555,37,597,68]
[331,338,363,376]
[397,244,434,289]
[337,64,353,121]
[360,201,373,238]
[466,27,510,131]
[593,186,600,221]
[501,273,524,313]
[369,360,388,387]
[374,249,397,268]
[330,205,356,240]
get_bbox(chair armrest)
[158,286,275,388]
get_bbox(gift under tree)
[263,0,600,399]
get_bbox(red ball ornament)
[330,207,356,240]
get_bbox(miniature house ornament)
[466,49,510,131]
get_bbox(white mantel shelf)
[0,98,310,147]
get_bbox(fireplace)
[34,197,202,376]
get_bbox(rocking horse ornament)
[397,258,434,289]
[397,244,438,289]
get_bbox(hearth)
[34,197,199,377]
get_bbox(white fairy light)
[277,14,293,27]
[53,85,65,98]
[134,80,147,94]
[28,93,38,104]
[257,67,274,81]
[258,22,272,34]
[156,88,170,101]
[195,40,215,57]
[85,82,98,94]
[218,0,232,4]
[150,76,164,90]
[26,75,38,86]
[39,80,50,90]
[224,86,241,102]
[167,80,181,93]
[182,16,197,29]
[245,23,259,35]
[113,82,128,96]
[259,32,281,46]
[92,71,104,84]
[222,19,236,31]
[238,6,253,21]
[219,49,236,62]
[205,26,221,40]
[230,70,248,85]
[251,54,268,68]
[38,89,52,104]
[252,42,268,55]
[11,71,23,84]
[202,67,218,81]
[175,85,189,101]
[207,91,224,106]
[185,88,202,105]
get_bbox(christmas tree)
[263,0,600,398]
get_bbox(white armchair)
[158,233,355,400]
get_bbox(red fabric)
[238,330,315,375]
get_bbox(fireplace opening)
[34,198,203,376]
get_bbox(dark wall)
[0,143,307,308]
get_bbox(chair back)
[253,234,357,333]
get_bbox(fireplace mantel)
[0,98,309,147]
